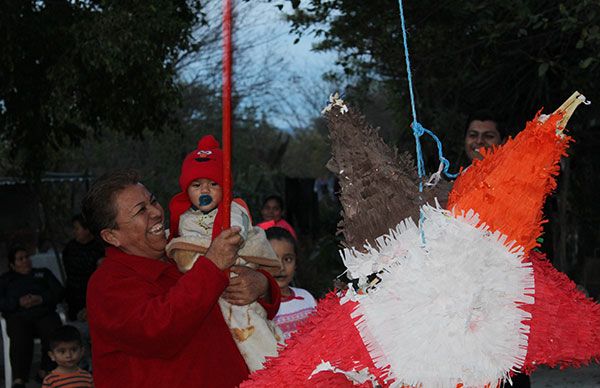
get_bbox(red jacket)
[87,247,281,388]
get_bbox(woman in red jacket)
[82,170,281,388]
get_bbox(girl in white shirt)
[266,227,317,339]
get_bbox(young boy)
[43,325,94,387]
[166,135,284,372]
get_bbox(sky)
[232,1,341,129]
[182,1,340,131]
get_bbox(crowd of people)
[0,114,525,387]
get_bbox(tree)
[284,0,600,279]
[0,0,204,178]
[285,0,600,158]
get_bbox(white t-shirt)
[273,287,317,339]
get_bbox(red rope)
[221,0,233,230]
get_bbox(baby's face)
[187,178,223,213]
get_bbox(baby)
[166,135,284,372]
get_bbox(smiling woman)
[100,184,167,260]
[82,169,281,388]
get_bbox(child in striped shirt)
[43,325,94,387]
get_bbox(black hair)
[465,110,507,140]
[265,227,297,254]
[48,325,83,350]
[7,246,27,265]
[82,169,141,236]
[262,195,284,210]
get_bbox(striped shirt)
[42,369,94,388]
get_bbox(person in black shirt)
[62,215,104,322]
[0,246,64,387]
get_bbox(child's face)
[270,238,296,289]
[48,341,83,369]
[187,178,223,213]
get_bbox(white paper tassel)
[341,218,417,285]
[309,361,379,385]
[343,205,534,388]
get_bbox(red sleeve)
[256,269,281,320]
[88,257,228,359]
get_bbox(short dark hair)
[82,170,141,236]
[262,195,284,210]
[265,227,297,254]
[7,246,27,265]
[48,325,83,350]
[465,110,507,140]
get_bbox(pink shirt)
[257,219,298,239]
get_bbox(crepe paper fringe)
[309,361,379,385]
[340,217,417,285]
[241,292,389,387]
[448,111,571,253]
[245,100,600,386]
[350,206,533,388]
[324,100,451,251]
[522,251,600,373]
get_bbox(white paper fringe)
[309,360,379,385]
[342,205,534,388]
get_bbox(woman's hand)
[205,227,243,270]
[221,266,268,306]
[77,308,88,321]
[18,294,43,309]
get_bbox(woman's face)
[261,199,283,222]
[101,183,167,260]
[11,250,32,275]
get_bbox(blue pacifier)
[199,194,213,207]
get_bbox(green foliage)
[52,83,290,222]
[297,232,345,298]
[282,117,330,178]
[286,0,600,277]
[0,0,204,178]
[287,0,600,161]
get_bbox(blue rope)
[397,0,457,189]
[398,0,417,123]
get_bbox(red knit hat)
[178,135,223,191]
[169,135,223,240]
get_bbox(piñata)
[243,93,598,388]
